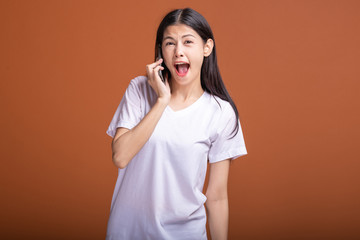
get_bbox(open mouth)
[174,62,190,77]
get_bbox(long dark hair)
[155,8,239,137]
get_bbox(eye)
[184,40,193,44]
[165,42,175,46]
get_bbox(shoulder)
[128,75,148,89]
[204,93,235,119]
[125,76,157,107]
[125,75,153,95]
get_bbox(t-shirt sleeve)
[208,104,247,163]
[106,79,142,138]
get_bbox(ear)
[203,38,214,57]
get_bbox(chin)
[172,74,200,87]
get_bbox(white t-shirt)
[106,76,247,240]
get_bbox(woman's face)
[162,24,208,86]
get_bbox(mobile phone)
[157,45,165,82]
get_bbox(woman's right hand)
[112,59,171,169]
[146,58,171,104]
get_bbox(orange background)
[1,0,359,239]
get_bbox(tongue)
[178,64,189,74]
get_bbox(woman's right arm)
[111,59,170,169]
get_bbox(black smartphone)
[157,45,165,82]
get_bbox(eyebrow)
[163,34,196,41]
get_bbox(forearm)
[206,198,229,240]
[112,98,168,168]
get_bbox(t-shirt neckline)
[166,91,208,115]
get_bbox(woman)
[106,8,247,240]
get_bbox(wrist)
[156,97,170,108]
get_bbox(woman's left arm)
[205,159,231,240]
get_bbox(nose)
[174,44,184,58]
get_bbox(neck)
[170,77,204,101]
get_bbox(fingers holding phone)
[146,58,171,103]
[146,58,165,82]
[157,45,165,82]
